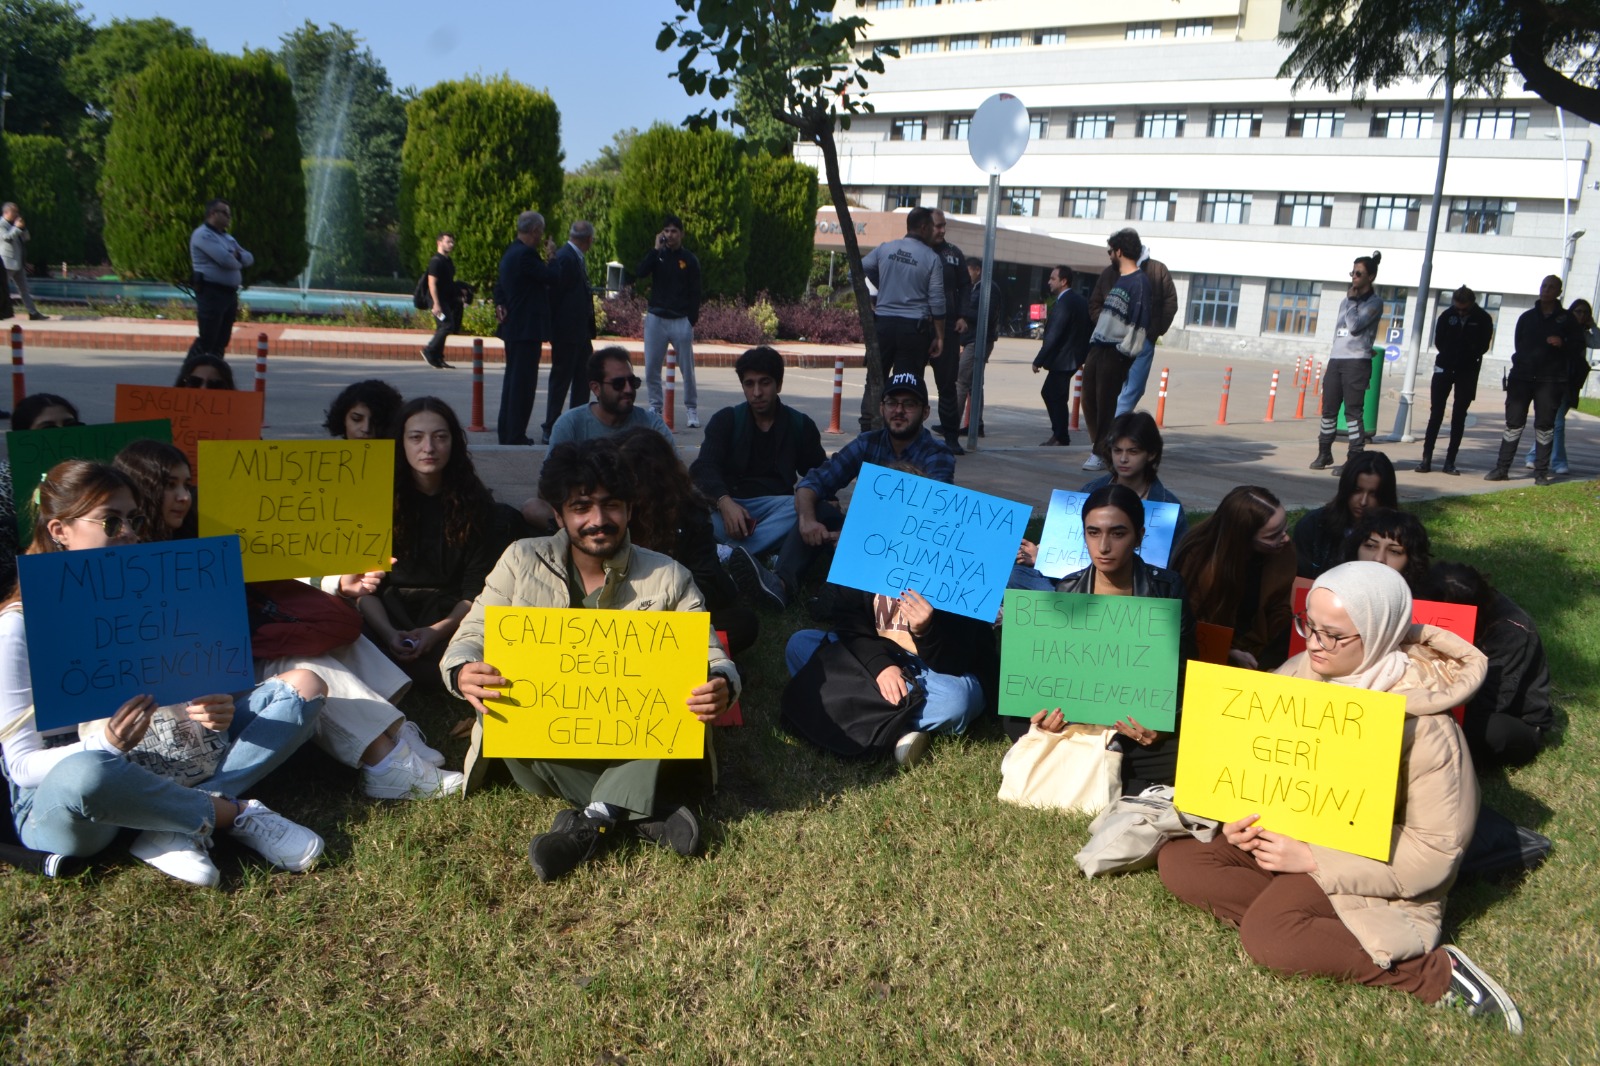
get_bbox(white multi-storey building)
[795,0,1598,362]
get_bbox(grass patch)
[1578,396,1600,418]
[2,485,1597,1062]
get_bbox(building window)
[1277,193,1334,227]
[1448,198,1515,235]
[945,115,971,141]
[1288,109,1345,138]
[1375,286,1409,343]
[1264,279,1322,335]
[1437,289,1503,328]
[1459,108,1530,140]
[885,186,921,210]
[908,38,939,54]
[1030,114,1050,139]
[1126,21,1161,40]
[1073,112,1115,139]
[1129,189,1177,222]
[948,35,978,51]
[1371,109,1434,138]
[1175,18,1213,37]
[1139,110,1186,138]
[890,118,926,142]
[1189,274,1241,329]
[1035,29,1067,45]
[1210,110,1263,138]
[911,0,936,6]
[990,33,1022,48]
[875,0,903,7]
[1200,191,1252,225]
[1001,187,1043,217]
[1361,195,1421,231]
[943,187,977,214]
[1063,188,1108,219]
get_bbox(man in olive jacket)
[1086,232,1178,416]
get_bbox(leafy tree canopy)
[0,0,94,136]
[64,16,201,120]
[576,127,638,177]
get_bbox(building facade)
[794,0,1598,363]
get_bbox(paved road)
[6,338,1591,516]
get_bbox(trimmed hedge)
[744,152,818,301]
[4,134,85,270]
[302,157,364,285]
[553,174,618,290]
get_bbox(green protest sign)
[7,420,173,540]
[998,588,1182,730]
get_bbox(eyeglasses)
[73,512,147,537]
[1349,270,1368,279]
[881,397,921,411]
[604,375,641,392]
[182,376,230,389]
[1292,613,1361,651]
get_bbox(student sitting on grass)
[1292,451,1398,579]
[0,460,326,886]
[1158,561,1522,1033]
[1422,561,1554,769]
[116,440,464,802]
[1171,485,1296,671]
[324,378,404,440]
[1343,508,1432,595]
[1,393,86,598]
[1022,483,1195,793]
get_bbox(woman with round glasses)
[1172,485,1296,670]
[1159,561,1521,1032]
[0,460,326,886]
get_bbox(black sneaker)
[727,545,787,610]
[418,347,452,370]
[1442,462,1460,475]
[1415,459,1432,474]
[945,436,966,456]
[1485,467,1510,482]
[1439,945,1522,1034]
[528,810,612,882]
[636,806,702,857]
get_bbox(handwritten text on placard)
[1034,489,1182,579]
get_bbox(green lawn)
[2,484,1596,1063]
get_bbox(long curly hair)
[391,397,493,551]
[113,439,196,541]
[1172,485,1283,625]
[612,426,708,551]
[324,378,404,437]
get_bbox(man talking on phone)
[634,214,703,426]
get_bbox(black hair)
[204,198,229,215]
[1324,451,1398,531]
[1104,411,1163,480]
[613,427,708,552]
[906,206,934,232]
[662,213,684,230]
[1452,285,1474,304]
[1419,561,1497,611]
[1341,507,1431,592]
[1355,250,1382,279]
[391,397,493,549]
[539,438,637,510]
[12,393,78,431]
[586,345,632,385]
[1108,228,1142,261]
[174,352,236,389]
[1081,482,1145,537]
[324,379,404,437]
[734,345,785,388]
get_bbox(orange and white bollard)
[1154,367,1170,428]
[1264,369,1280,422]
[10,326,24,409]
[468,339,486,432]
[1069,369,1083,432]
[826,355,844,434]
[1294,365,1309,420]
[664,350,677,430]
[254,333,268,394]
[1216,366,1232,425]
[1291,357,1302,389]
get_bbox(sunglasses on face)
[182,376,230,389]
[604,375,642,392]
[75,512,147,537]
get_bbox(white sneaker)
[130,829,220,887]
[398,720,446,768]
[363,739,466,800]
[686,409,700,428]
[1081,454,1106,472]
[893,731,932,769]
[228,799,324,872]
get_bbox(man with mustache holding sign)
[442,438,739,882]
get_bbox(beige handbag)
[998,723,1122,816]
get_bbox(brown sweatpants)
[1081,344,1132,460]
[1157,834,1453,1002]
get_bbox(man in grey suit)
[542,220,597,443]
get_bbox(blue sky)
[76,0,697,168]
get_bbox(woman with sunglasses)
[174,353,236,390]
[1159,561,1520,1032]
[1172,485,1296,670]
[0,460,326,886]
[1021,483,1196,794]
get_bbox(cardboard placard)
[1289,586,1477,659]
[16,536,255,732]
[481,607,711,759]
[826,463,1027,621]
[195,440,393,582]
[997,588,1182,729]
[114,384,264,469]
[6,419,172,539]
[1195,622,1234,665]
[1033,488,1182,579]
[1173,661,1405,860]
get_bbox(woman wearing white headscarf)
[1159,562,1523,1032]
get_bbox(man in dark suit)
[494,211,558,445]
[542,220,598,443]
[1033,265,1090,447]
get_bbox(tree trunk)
[813,124,882,431]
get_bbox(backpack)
[412,274,431,310]
[779,638,923,759]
